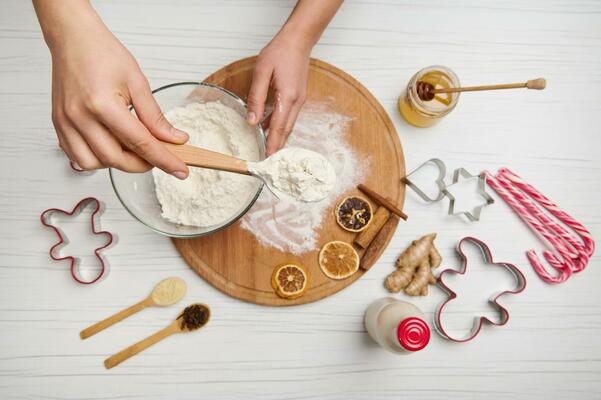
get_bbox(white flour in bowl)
[152,101,260,227]
[240,101,364,255]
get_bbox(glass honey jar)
[399,65,460,128]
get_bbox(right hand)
[45,7,189,178]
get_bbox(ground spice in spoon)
[179,304,209,331]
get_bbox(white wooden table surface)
[1,1,600,399]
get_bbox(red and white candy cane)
[483,168,594,284]
[499,168,594,271]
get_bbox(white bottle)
[364,297,430,354]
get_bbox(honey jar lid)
[397,317,430,351]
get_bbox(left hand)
[246,32,310,156]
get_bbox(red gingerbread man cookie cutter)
[40,197,113,284]
[434,236,527,342]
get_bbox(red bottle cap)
[397,317,430,351]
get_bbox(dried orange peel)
[271,263,308,299]
[319,241,360,280]
[335,196,373,232]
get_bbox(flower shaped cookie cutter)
[40,197,113,284]
[434,237,527,342]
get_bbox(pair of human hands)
[52,25,309,179]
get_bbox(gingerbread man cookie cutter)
[434,237,526,342]
[40,197,113,284]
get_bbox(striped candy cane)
[494,173,584,261]
[483,169,594,284]
[498,168,594,272]
[484,171,572,283]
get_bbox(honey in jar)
[399,65,460,128]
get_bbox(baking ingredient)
[384,233,442,296]
[153,101,260,227]
[151,277,187,306]
[360,215,399,271]
[355,206,391,249]
[248,147,336,202]
[336,196,373,232]
[364,297,430,354]
[319,241,360,280]
[399,66,459,128]
[357,184,408,220]
[179,304,210,331]
[271,264,308,299]
[240,101,362,255]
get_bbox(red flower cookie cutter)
[40,197,113,284]
[434,237,526,342]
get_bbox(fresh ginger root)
[384,233,442,296]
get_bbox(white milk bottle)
[364,297,430,354]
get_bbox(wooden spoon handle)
[433,78,546,94]
[164,143,250,175]
[104,322,180,369]
[80,298,152,340]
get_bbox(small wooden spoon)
[80,277,186,340]
[104,303,211,369]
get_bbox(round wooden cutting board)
[173,57,405,306]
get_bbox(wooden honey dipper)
[416,78,546,101]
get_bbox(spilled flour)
[241,101,364,255]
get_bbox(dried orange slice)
[271,264,308,299]
[319,241,360,280]
[336,196,373,232]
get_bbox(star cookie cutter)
[402,158,447,202]
[442,168,494,222]
[40,197,113,284]
[434,237,527,343]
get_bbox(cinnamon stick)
[358,184,408,220]
[354,206,391,249]
[360,215,399,271]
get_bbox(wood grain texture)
[164,143,251,175]
[1,0,601,399]
[173,56,406,306]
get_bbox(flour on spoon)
[248,147,336,202]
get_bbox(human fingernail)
[70,161,84,172]
[172,171,187,180]
[246,111,256,124]
[171,127,189,140]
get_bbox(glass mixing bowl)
[109,82,266,238]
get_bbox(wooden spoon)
[104,303,211,369]
[80,277,186,340]
[163,144,334,202]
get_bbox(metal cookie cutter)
[442,168,495,222]
[434,237,526,343]
[40,197,113,284]
[402,158,447,202]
